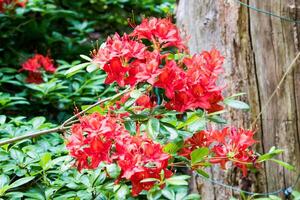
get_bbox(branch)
[0,87,131,146]
[0,127,64,146]
[251,51,300,129]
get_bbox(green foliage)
[223,93,250,110]
[258,146,295,171]
[190,147,209,164]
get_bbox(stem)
[0,127,64,146]
[0,87,131,146]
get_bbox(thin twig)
[61,87,130,128]
[0,127,64,146]
[251,52,300,129]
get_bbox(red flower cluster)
[180,127,257,176]
[156,50,224,112]
[21,54,56,84]
[0,0,26,12]
[93,17,224,113]
[115,135,172,196]
[131,17,187,50]
[66,112,171,195]
[66,113,127,170]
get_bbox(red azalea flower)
[26,72,43,84]
[21,53,56,84]
[180,127,257,176]
[126,51,161,86]
[154,60,186,99]
[103,58,128,87]
[115,135,172,196]
[39,55,56,72]
[165,91,191,112]
[0,0,27,12]
[66,112,129,170]
[93,33,146,65]
[210,127,257,176]
[136,94,153,108]
[0,1,4,13]
[131,17,187,51]
[93,33,147,87]
[179,130,209,158]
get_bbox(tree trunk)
[176,0,300,199]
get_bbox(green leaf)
[162,188,175,200]
[147,118,160,139]
[177,113,199,129]
[163,142,182,154]
[147,188,162,200]
[0,115,6,124]
[9,177,35,189]
[292,191,300,200]
[80,54,93,62]
[207,115,227,124]
[188,118,206,132]
[165,175,190,186]
[0,174,9,188]
[116,185,129,200]
[190,147,209,164]
[65,62,90,77]
[39,152,52,169]
[106,163,121,179]
[166,178,189,186]
[258,147,284,162]
[31,117,46,129]
[124,120,136,134]
[184,193,201,200]
[223,99,250,110]
[161,124,178,140]
[196,169,210,178]
[10,149,24,163]
[81,105,105,114]
[271,159,295,171]
[86,63,98,73]
[255,195,282,200]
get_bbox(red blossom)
[154,60,186,99]
[126,51,161,86]
[131,17,187,51]
[210,128,257,176]
[115,135,172,196]
[66,112,129,171]
[179,130,210,158]
[91,18,225,113]
[93,33,146,65]
[21,54,56,84]
[136,94,153,108]
[93,33,147,87]
[180,127,257,176]
[26,72,44,84]
[0,0,27,12]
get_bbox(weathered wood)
[176,0,300,198]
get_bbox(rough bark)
[176,0,300,199]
